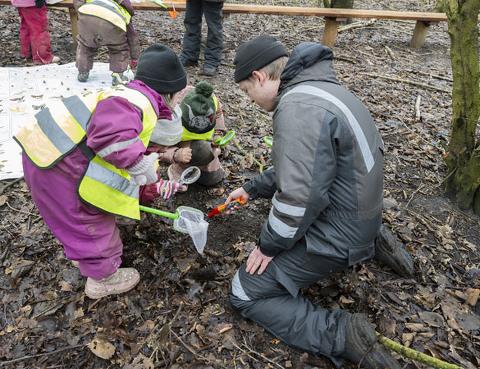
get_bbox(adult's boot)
[342,313,402,369]
[375,225,414,277]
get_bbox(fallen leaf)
[466,288,480,307]
[0,195,7,207]
[87,337,115,360]
[59,280,73,292]
[217,323,233,334]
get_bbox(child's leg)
[76,16,101,74]
[203,1,224,69]
[197,147,225,186]
[24,6,54,64]
[180,0,203,64]
[22,152,123,281]
[107,36,130,73]
[76,41,96,74]
[17,8,32,58]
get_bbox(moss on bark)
[445,0,480,214]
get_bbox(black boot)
[375,225,414,277]
[343,314,402,369]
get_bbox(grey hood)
[280,42,339,91]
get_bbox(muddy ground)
[0,1,479,368]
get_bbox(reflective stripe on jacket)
[15,86,157,220]
[79,0,131,32]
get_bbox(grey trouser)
[76,15,130,73]
[230,239,350,366]
[180,0,224,68]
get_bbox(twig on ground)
[230,338,286,369]
[415,95,422,121]
[0,177,23,195]
[0,344,85,366]
[338,19,376,32]
[361,73,451,93]
[406,183,426,208]
[170,329,209,363]
[378,334,463,369]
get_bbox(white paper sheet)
[0,62,112,180]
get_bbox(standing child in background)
[11,0,60,64]
[73,0,140,85]
[140,80,226,204]
[180,0,224,76]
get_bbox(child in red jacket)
[11,0,60,64]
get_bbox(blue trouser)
[230,239,350,367]
[180,0,224,68]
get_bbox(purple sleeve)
[86,97,146,169]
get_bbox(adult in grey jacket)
[227,35,402,369]
[180,0,224,76]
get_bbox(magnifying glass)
[178,166,201,186]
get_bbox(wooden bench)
[0,0,448,48]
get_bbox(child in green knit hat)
[139,81,226,201]
[172,80,226,190]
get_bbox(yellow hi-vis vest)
[14,86,157,220]
[181,93,219,142]
[79,0,131,32]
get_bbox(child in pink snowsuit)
[11,0,59,64]
[18,44,186,299]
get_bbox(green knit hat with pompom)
[180,81,217,134]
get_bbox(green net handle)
[139,205,179,220]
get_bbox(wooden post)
[68,7,78,50]
[410,20,430,48]
[323,17,338,47]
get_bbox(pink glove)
[156,179,180,200]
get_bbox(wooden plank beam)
[0,0,449,22]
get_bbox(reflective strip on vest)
[180,94,219,141]
[281,85,375,172]
[78,158,140,219]
[14,93,97,168]
[79,0,131,32]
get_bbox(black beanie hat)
[234,35,289,83]
[135,44,187,94]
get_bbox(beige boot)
[85,268,140,299]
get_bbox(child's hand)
[174,148,192,164]
[130,59,138,69]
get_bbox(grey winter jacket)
[243,42,384,265]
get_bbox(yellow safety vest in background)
[181,94,219,142]
[15,86,157,220]
[79,0,131,32]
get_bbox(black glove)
[35,0,46,8]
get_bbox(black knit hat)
[135,44,187,94]
[234,35,289,83]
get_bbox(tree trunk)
[444,0,480,214]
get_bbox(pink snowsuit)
[11,0,55,64]
[22,80,173,279]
